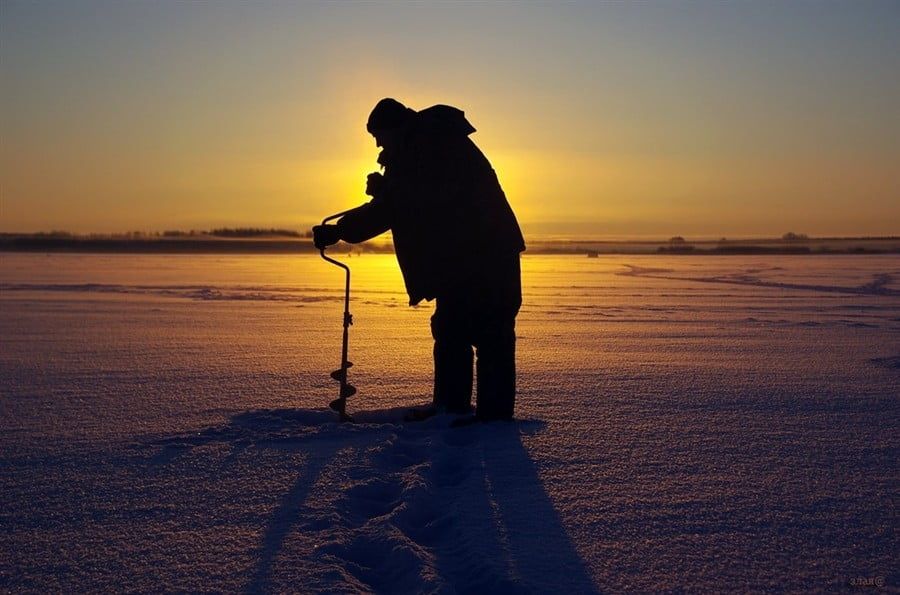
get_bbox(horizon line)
[2,229,899,243]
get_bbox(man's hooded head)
[367,98,416,135]
[367,98,477,154]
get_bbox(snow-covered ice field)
[1,253,897,592]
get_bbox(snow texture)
[1,253,898,592]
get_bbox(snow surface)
[1,253,898,592]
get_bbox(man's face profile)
[372,128,400,150]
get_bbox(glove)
[313,225,341,249]
[365,172,385,197]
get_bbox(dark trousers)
[430,255,522,420]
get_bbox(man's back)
[341,104,524,304]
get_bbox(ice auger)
[319,210,357,422]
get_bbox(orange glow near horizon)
[1,3,898,238]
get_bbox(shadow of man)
[147,408,597,593]
[481,423,598,593]
[404,420,599,593]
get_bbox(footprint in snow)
[371,432,431,470]
[318,535,430,593]
[397,507,458,546]
[341,478,403,523]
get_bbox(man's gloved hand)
[365,172,385,197]
[313,225,340,250]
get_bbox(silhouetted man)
[314,98,525,423]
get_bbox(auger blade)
[330,361,354,382]
[328,397,355,423]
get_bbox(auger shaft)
[319,210,357,421]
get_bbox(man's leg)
[473,254,522,421]
[431,297,474,414]
[474,313,517,421]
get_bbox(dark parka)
[336,105,525,305]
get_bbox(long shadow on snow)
[146,407,598,593]
[245,442,341,593]
[146,408,355,592]
[427,421,599,593]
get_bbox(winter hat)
[367,98,416,133]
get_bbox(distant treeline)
[18,228,314,239]
[580,235,900,256]
[172,227,312,238]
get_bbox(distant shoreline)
[1,235,898,255]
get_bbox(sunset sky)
[2,1,898,238]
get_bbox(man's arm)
[314,174,391,249]
[336,194,391,244]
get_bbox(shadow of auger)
[139,406,428,590]
[144,406,550,463]
[143,405,445,461]
[245,437,343,594]
[140,407,591,593]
